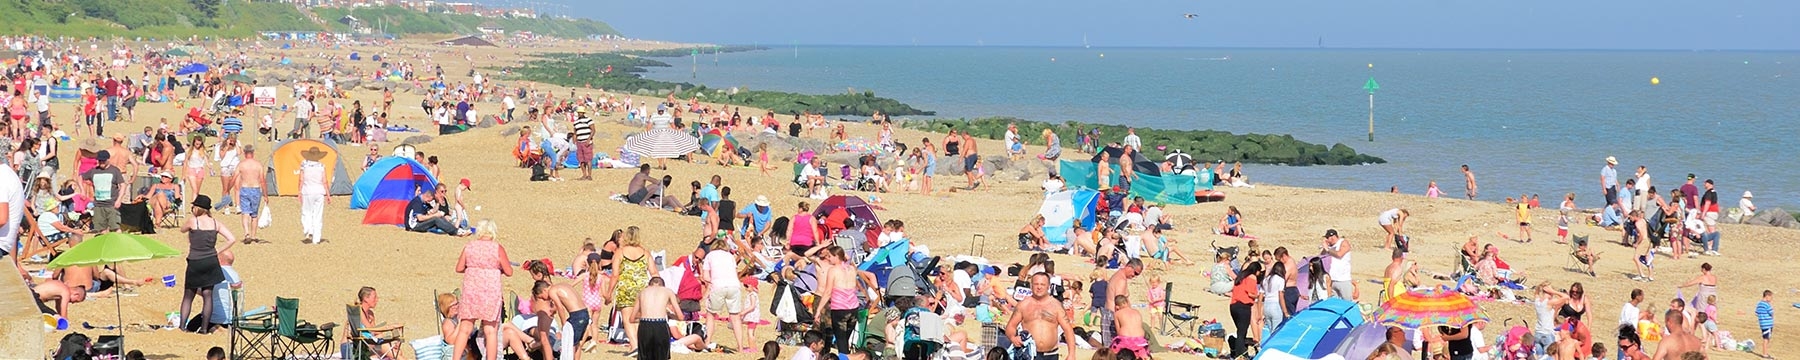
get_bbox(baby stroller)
[769,261,819,345]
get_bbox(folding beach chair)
[1158,281,1201,337]
[345,303,405,360]
[230,288,277,360]
[1566,235,1596,277]
[274,297,335,359]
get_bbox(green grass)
[312,6,617,38]
[507,53,933,116]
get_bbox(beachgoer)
[82,150,125,232]
[1019,215,1048,251]
[1110,294,1150,359]
[1377,208,1408,249]
[1005,273,1079,360]
[1601,157,1619,206]
[921,138,937,196]
[633,276,680,360]
[573,108,594,180]
[1649,310,1700,360]
[1758,289,1775,358]
[1674,263,1716,310]
[702,242,750,352]
[408,186,464,235]
[812,245,861,354]
[179,195,234,334]
[449,221,513,360]
[1217,206,1245,237]
[615,227,652,354]
[298,156,327,244]
[354,287,406,359]
[962,131,981,190]
[237,145,266,242]
[1102,258,1144,348]
[1462,164,1477,200]
[1322,229,1355,300]
[1228,261,1264,358]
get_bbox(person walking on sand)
[633,277,681,360]
[572,108,595,181]
[920,138,937,196]
[1462,164,1478,200]
[1006,273,1078,360]
[449,221,513,360]
[237,145,266,243]
[297,156,327,244]
[962,131,981,190]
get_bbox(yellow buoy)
[1651,77,1660,85]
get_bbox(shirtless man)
[104,134,135,176]
[1277,247,1301,316]
[1006,273,1078,360]
[1110,294,1151,359]
[61,265,147,299]
[962,131,981,190]
[236,145,266,242]
[1651,309,1701,360]
[34,279,83,316]
[634,277,681,360]
[1102,258,1144,348]
[532,278,592,360]
[1463,164,1478,200]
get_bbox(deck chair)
[345,303,405,360]
[231,288,278,360]
[274,297,336,359]
[1566,235,1596,277]
[1158,281,1202,337]
[16,207,70,263]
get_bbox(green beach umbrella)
[46,232,183,349]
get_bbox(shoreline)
[21,38,1800,360]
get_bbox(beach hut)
[1256,298,1365,360]
[1038,189,1100,248]
[265,139,353,196]
[351,157,439,226]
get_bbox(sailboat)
[1083,34,1090,49]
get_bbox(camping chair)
[790,163,810,197]
[1566,235,1596,277]
[231,288,278,360]
[274,297,336,359]
[345,304,405,360]
[1158,281,1202,337]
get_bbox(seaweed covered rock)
[904,117,1385,166]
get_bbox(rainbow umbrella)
[699,129,738,155]
[1374,287,1488,329]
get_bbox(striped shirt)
[572,117,594,142]
[221,117,243,134]
[1758,300,1775,330]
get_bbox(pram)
[769,261,819,345]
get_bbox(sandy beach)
[26,38,1799,360]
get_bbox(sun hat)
[193,195,212,210]
[1743,191,1753,198]
[754,195,770,207]
[1605,156,1618,165]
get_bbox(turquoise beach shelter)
[1255,298,1365,360]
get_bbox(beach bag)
[54,332,92,360]
[257,204,272,228]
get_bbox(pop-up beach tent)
[266,139,353,196]
[1039,189,1100,247]
[1256,298,1365,360]
[351,157,439,225]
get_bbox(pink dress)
[458,240,503,322]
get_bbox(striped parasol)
[625,128,701,159]
[1374,287,1488,329]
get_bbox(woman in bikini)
[612,226,651,355]
[184,138,208,206]
[214,135,241,214]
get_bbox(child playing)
[1145,272,1167,330]
[1757,290,1775,358]
[1695,312,1716,350]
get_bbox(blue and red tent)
[351,157,439,226]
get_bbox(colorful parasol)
[699,129,738,155]
[1374,287,1488,329]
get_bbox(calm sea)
[642,46,1800,210]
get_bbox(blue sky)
[558,0,1797,50]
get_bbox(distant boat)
[1083,34,1090,49]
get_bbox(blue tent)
[175,63,211,76]
[1256,298,1365,360]
[1039,189,1099,247]
[351,157,439,225]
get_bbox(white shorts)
[705,285,744,314]
[1378,216,1396,226]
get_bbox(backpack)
[528,163,548,181]
[54,332,92,360]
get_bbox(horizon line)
[702,42,1800,53]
